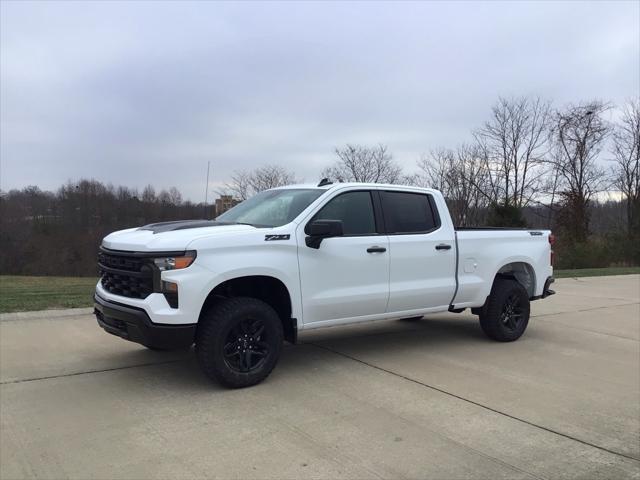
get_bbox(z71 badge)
[264,234,291,241]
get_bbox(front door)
[296,190,390,325]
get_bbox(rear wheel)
[196,297,283,388]
[479,279,530,342]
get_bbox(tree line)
[0,182,205,276]
[225,97,639,268]
[1,96,638,276]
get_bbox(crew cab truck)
[94,181,555,388]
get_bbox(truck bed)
[452,228,552,308]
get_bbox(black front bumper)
[94,294,196,350]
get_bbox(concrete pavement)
[1,275,639,479]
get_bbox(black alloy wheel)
[500,292,526,333]
[223,317,270,373]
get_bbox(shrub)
[487,203,527,227]
[555,234,640,269]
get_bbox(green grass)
[0,276,97,313]
[554,267,640,278]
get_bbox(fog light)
[162,281,178,292]
[162,281,179,308]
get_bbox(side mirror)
[305,220,343,249]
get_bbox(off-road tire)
[479,279,530,342]
[196,297,283,388]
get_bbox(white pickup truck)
[94,181,555,388]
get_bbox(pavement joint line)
[552,292,640,301]
[3,301,637,385]
[0,308,93,322]
[531,317,640,342]
[0,358,187,385]
[309,342,640,464]
[0,344,301,385]
[531,301,640,319]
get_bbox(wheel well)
[200,275,296,343]
[472,262,536,316]
[495,262,536,298]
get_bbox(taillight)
[549,233,555,266]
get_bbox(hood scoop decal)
[138,220,229,234]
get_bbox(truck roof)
[271,182,437,194]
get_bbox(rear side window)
[312,191,376,235]
[380,191,439,234]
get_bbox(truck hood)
[102,220,257,252]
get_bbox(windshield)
[216,189,325,228]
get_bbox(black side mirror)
[305,220,343,249]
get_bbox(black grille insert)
[98,250,155,299]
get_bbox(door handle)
[435,244,452,251]
[367,246,387,253]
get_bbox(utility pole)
[204,161,211,219]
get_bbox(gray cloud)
[1,0,638,200]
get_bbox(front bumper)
[94,294,196,349]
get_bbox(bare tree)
[141,185,156,203]
[549,101,611,242]
[167,186,183,206]
[248,165,297,192]
[323,144,403,183]
[416,144,490,226]
[225,165,297,200]
[415,148,451,193]
[474,96,551,222]
[225,170,252,201]
[611,98,640,236]
[158,189,172,205]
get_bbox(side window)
[312,191,376,235]
[380,191,439,234]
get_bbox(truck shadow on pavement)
[299,314,487,345]
[119,315,491,391]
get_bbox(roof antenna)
[317,178,333,187]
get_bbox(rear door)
[296,190,390,325]
[379,190,456,312]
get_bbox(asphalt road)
[1,275,639,479]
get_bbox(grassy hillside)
[0,276,97,313]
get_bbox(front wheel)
[196,297,283,388]
[479,279,530,342]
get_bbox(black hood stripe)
[138,220,231,234]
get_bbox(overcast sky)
[1,0,638,201]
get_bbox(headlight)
[153,251,196,271]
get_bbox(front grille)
[98,253,146,272]
[98,250,154,299]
